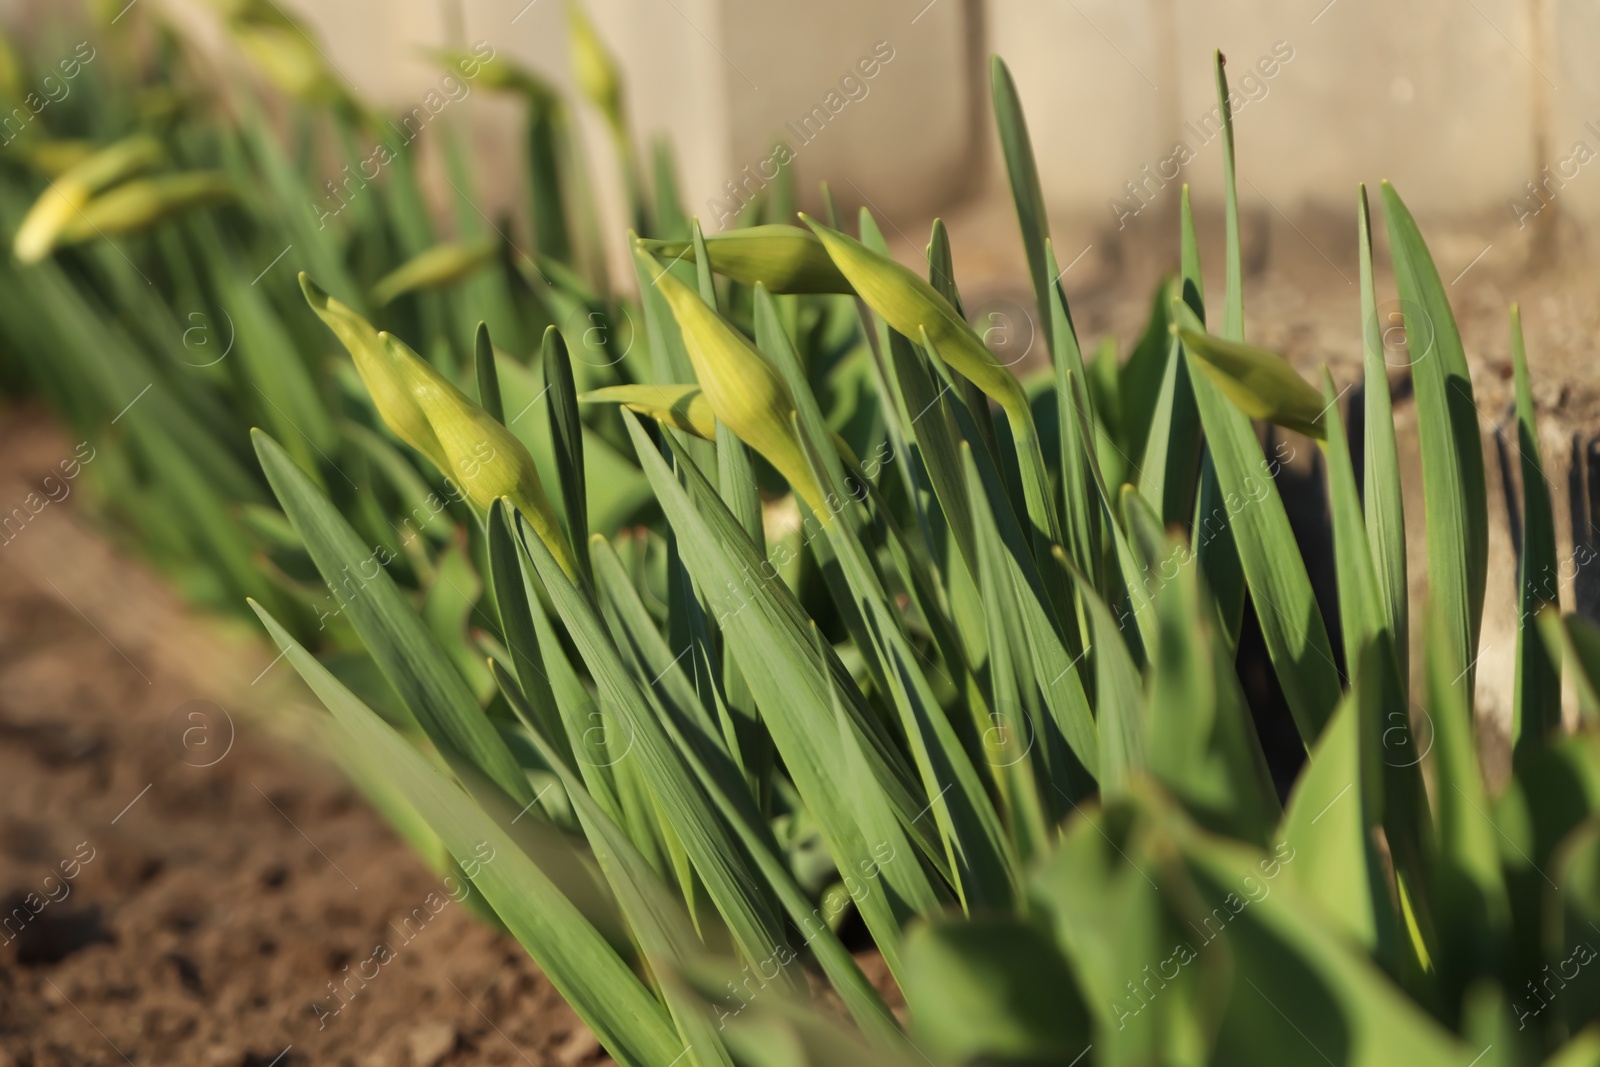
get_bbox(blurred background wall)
[9,0,1599,240]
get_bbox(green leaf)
[1318,368,1436,971]
[486,501,574,772]
[796,433,1016,914]
[967,444,1052,860]
[961,445,1099,784]
[1030,796,1225,1064]
[1081,577,1145,798]
[1216,50,1244,344]
[1277,646,1396,958]
[253,429,532,804]
[475,322,505,424]
[515,508,794,985]
[420,539,493,701]
[1043,239,1102,601]
[1138,193,1203,530]
[901,917,1092,1065]
[527,95,574,263]
[1539,611,1600,722]
[990,55,1056,356]
[581,544,899,1050]
[1423,618,1510,997]
[1173,300,1341,744]
[1140,493,1280,846]
[542,325,590,583]
[1510,304,1560,754]
[622,412,946,979]
[1382,180,1488,695]
[492,662,732,1067]
[1357,185,1409,690]
[1169,800,1472,1066]
[1119,282,1174,474]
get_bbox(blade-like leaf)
[542,325,590,583]
[1357,185,1409,689]
[1510,304,1560,754]
[1424,619,1510,999]
[901,918,1092,1065]
[1173,302,1341,744]
[516,508,794,985]
[1382,181,1488,695]
[253,429,532,804]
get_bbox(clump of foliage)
[7,7,1600,1066]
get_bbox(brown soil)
[0,407,610,1067]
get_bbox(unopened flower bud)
[380,333,576,578]
[57,172,232,245]
[1170,299,1327,440]
[370,238,497,306]
[800,214,1027,419]
[637,225,850,294]
[639,245,825,511]
[300,273,447,472]
[566,2,625,141]
[579,384,716,440]
[14,134,163,262]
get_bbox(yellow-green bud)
[566,2,625,140]
[579,384,716,440]
[428,48,556,103]
[56,172,233,245]
[14,134,164,263]
[800,213,1027,419]
[1171,299,1327,440]
[370,239,497,306]
[12,139,98,177]
[300,273,448,471]
[380,333,575,578]
[637,225,850,294]
[0,30,22,101]
[639,246,826,512]
[230,20,336,103]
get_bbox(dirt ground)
[0,408,612,1067]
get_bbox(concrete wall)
[107,0,1600,237]
[987,0,1596,232]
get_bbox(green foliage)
[7,18,1600,1067]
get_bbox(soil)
[0,407,611,1067]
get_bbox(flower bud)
[300,273,447,471]
[637,225,850,294]
[380,333,575,577]
[57,172,233,245]
[0,28,20,101]
[370,238,497,306]
[229,14,338,103]
[14,139,97,178]
[579,384,716,440]
[566,2,625,141]
[639,245,825,511]
[14,135,163,262]
[799,214,1027,419]
[429,48,556,102]
[1170,299,1327,440]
